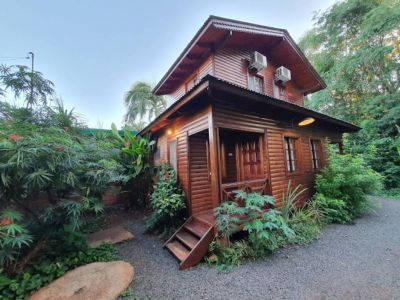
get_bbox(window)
[185,74,198,92]
[310,139,321,170]
[284,137,298,172]
[330,142,343,154]
[248,73,263,93]
[154,146,161,161]
[168,140,177,174]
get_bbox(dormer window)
[248,72,263,94]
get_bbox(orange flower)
[8,134,21,141]
[1,218,11,226]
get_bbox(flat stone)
[87,226,134,248]
[29,261,134,300]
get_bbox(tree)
[123,120,148,132]
[299,0,400,190]
[123,81,166,124]
[0,64,54,106]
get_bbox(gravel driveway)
[118,198,400,300]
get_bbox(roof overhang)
[153,15,326,96]
[140,75,360,135]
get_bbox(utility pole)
[28,52,34,103]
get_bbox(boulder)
[87,226,134,248]
[29,261,134,300]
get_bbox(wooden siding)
[171,56,214,100]
[189,135,213,214]
[156,105,211,213]
[212,102,341,207]
[214,45,305,106]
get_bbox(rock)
[29,261,134,300]
[87,226,134,248]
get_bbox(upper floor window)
[248,73,263,93]
[310,139,322,170]
[284,137,298,173]
[185,74,198,92]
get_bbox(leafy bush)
[144,164,186,233]
[287,202,322,245]
[0,229,118,300]
[313,148,383,223]
[0,210,33,274]
[280,180,308,221]
[210,191,294,267]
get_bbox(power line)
[0,56,29,59]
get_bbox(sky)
[0,0,336,128]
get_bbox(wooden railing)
[220,178,269,203]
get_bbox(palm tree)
[124,82,166,124]
[124,120,148,132]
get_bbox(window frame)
[310,139,322,171]
[283,134,302,175]
[247,71,264,94]
[167,139,178,176]
[185,73,198,93]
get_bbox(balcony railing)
[220,178,269,203]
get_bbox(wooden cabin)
[140,16,359,269]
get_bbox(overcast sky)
[1,0,336,128]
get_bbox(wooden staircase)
[164,216,215,270]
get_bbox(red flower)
[1,218,11,226]
[8,134,21,141]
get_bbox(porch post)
[208,105,220,208]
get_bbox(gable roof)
[153,15,326,96]
[141,75,359,135]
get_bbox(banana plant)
[111,123,155,178]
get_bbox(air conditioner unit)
[275,66,291,83]
[249,51,267,72]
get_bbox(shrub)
[280,180,308,221]
[313,148,383,223]
[287,202,322,245]
[0,229,118,300]
[211,191,294,266]
[144,164,186,233]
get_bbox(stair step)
[166,241,190,262]
[176,230,200,249]
[184,218,210,238]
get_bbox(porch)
[188,127,271,216]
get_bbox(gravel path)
[118,198,400,300]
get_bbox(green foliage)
[123,81,166,124]
[0,64,54,106]
[287,202,322,245]
[313,148,383,223]
[144,164,186,233]
[0,229,117,300]
[211,192,295,267]
[0,210,33,272]
[280,180,308,221]
[299,0,400,191]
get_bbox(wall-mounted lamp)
[298,117,315,127]
[167,129,173,135]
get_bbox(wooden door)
[189,135,213,214]
[237,136,263,181]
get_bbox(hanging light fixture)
[298,117,315,127]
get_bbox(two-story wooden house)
[140,16,359,270]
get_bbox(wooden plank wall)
[214,45,305,106]
[212,102,341,207]
[189,135,213,214]
[171,56,214,100]
[156,105,211,212]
